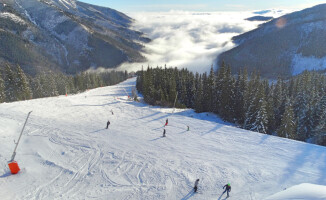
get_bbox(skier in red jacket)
[164,118,168,126]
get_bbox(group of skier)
[162,118,190,137]
[194,179,231,197]
[106,116,232,198]
[163,118,231,197]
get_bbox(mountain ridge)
[218,4,326,78]
[0,0,149,75]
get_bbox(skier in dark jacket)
[194,179,199,192]
[165,118,168,126]
[163,129,166,137]
[223,183,231,197]
[106,120,110,129]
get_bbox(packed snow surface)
[0,78,325,200]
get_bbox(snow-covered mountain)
[0,0,149,75]
[218,4,326,78]
[0,78,325,199]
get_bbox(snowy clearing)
[0,78,325,200]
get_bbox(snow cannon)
[8,161,20,174]
[8,111,32,175]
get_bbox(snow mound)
[264,183,326,200]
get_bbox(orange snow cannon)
[8,111,32,175]
[8,161,20,174]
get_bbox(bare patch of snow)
[58,0,76,10]
[291,53,326,75]
[301,21,326,35]
[0,12,26,25]
[80,24,92,34]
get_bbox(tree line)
[0,63,128,103]
[136,63,326,146]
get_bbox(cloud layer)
[118,10,289,73]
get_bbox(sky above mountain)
[78,0,326,12]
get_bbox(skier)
[222,183,231,197]
[106,120,110,129]
[165,118,168,126]
[194,179,199,193]
[187,126,190,131]
[163,129,166,137]
[111,109,114,115]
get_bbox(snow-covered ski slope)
[0,78,325,200]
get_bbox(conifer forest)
[137,63,326,146]
[0,63,128,103]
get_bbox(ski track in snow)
[0,78,326,200]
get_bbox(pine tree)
[201,72,209,112]
[15,65,32,100]
[207,66,216,113]
[265,89,275,134]
[243,72,259,130]
[251,84,268,134]
[234,69,248,125]
[31,76,43,99]
[0,71,5,102]
[294,75,311,141]
[4,64,17,102]
[313,95,326,144]
[273,77,285,128]
[215,61,227,114]
[186,72,196,108]
[277,98,296,139]
[40,73,59,97]
[220,66,235,121]
[194,74,203,113]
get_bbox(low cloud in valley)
[118,10,289,73]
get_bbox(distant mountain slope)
[218,4,326,78]
[0,0,149,75]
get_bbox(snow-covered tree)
[278,98,296,139]
[15,65,32,100]
[251,84,268,134]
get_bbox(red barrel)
[8,161,20,174]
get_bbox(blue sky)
[78,0,326,12]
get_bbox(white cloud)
[117,10,290,73]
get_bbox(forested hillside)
[0,63,128,103]
[137,64,326,146]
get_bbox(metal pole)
[10,111,32,162]
[123,88,130,98]
[172,92,178,114]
